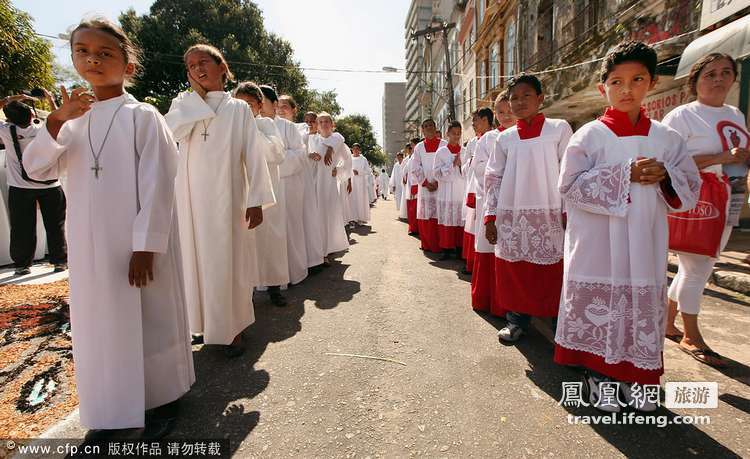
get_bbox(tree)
[0,0,55,96]
[296,89,342,121]
[119,0,309,112]
[335,114,384,167]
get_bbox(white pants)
[667,226,733,314]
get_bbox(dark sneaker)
[14,267,31,276]
[53,264,68,273]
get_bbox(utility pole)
[411,20,457,122]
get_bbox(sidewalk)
[668,230,750,297]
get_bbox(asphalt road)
[45,199,750,458]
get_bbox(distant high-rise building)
[382,82,407,161]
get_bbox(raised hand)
[46,86,96,139]
[187,72,207,100]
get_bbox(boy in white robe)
[433,121,466,259]
[349,144,371,224]
[410,120,448,253]
[166,44,275,357]
[24,18,193,439]
[554,42,701,412]
[378,168,390,199]
[390,152,404,209]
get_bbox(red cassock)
[462,231,475,272]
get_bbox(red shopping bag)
[668,172,728,257]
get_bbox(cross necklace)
[87,98,127,179]
[200,94,228,142]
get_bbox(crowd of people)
[0,13,747,444]
[0,17,390,442]
[389,41,747,413]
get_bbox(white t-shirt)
[0,121,60,189]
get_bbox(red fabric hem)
[494,258,562,317]
[554,345,663,385]
[462,232,475,271]
[483,215,496,224]
[418,218,441,252]
[472,252,497,313]
[406,199,419,233]
[438,224,463,249]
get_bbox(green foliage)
[119,0,309,112]
[335,114,384,166]
[0,0,55,95]
[295,89,342,120]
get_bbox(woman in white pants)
[664,53,749,368]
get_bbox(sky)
[12,0,409,146]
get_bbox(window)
[505,19,517,76]
[490,43,499,90]
[477,0,485,27]
[479,59,486,99]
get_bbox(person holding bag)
[664,53,749,368]
[0,92,67,276]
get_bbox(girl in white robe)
[23,18,194,434]
[349,148,372,224]
[309,113,350,257]
[166,45,275,354]
[390,153,404,209]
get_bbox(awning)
[675,14,750,79]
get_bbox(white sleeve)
[23,122,69,180]
[164,91,215,143]
[132,107,179,253]
[241,107,276,209]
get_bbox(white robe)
[276,116,309,285]
[473,130,500,253]
[338,144,355,224]
[434,145,466,228]
[484,119,572,264]
[378,171,389,198]
[367,167,376,203]
[350,155,371,222]
[462,136,480,236]
[410,139,448,221]
[254,116,289,287]
[24,93,194,429]
[389,161,404,209]
[399,156,411,219]
[166,91,275,345]
[296,125,326,267]
[555,118,700,371]
[309,132,350,255]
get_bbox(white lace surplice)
[555,120,701,370]
[410,139,448,220]
[472,130,500,253]
[484,119,572,265]
[433,145,466,227]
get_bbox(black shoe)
[191,334,204,345]
[143,399,180,440]
[270,290,287,307]
[53,263,68,273]
[223,344,245,358]
[461,268,472,275]
[14,267,31,276]
[440,251,451,261]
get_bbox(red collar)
[424,137,441,153]
[497,125,506,132]
[599,107,651,137]
[447,143,461,154]
[516,113,545,140]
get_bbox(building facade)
[382,81,408,159]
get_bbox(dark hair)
[259,85,278,103]
[687,53,738,97]
[184,44,235,84]
[397,151,404,156]
[352,143,361,149]
[447,120,462,131]
[507,73,542,95]
[69,16,142,85]
[599,40,657,83]
[279,95,297,109]
[304,111,317,120]
[234,81,263,104]
[475,107,494,125]
[410,137,421,145]
[421,118,436,128]
[3,101,33,126]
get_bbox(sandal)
[678,345,728,368]
[665,332,684,343]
